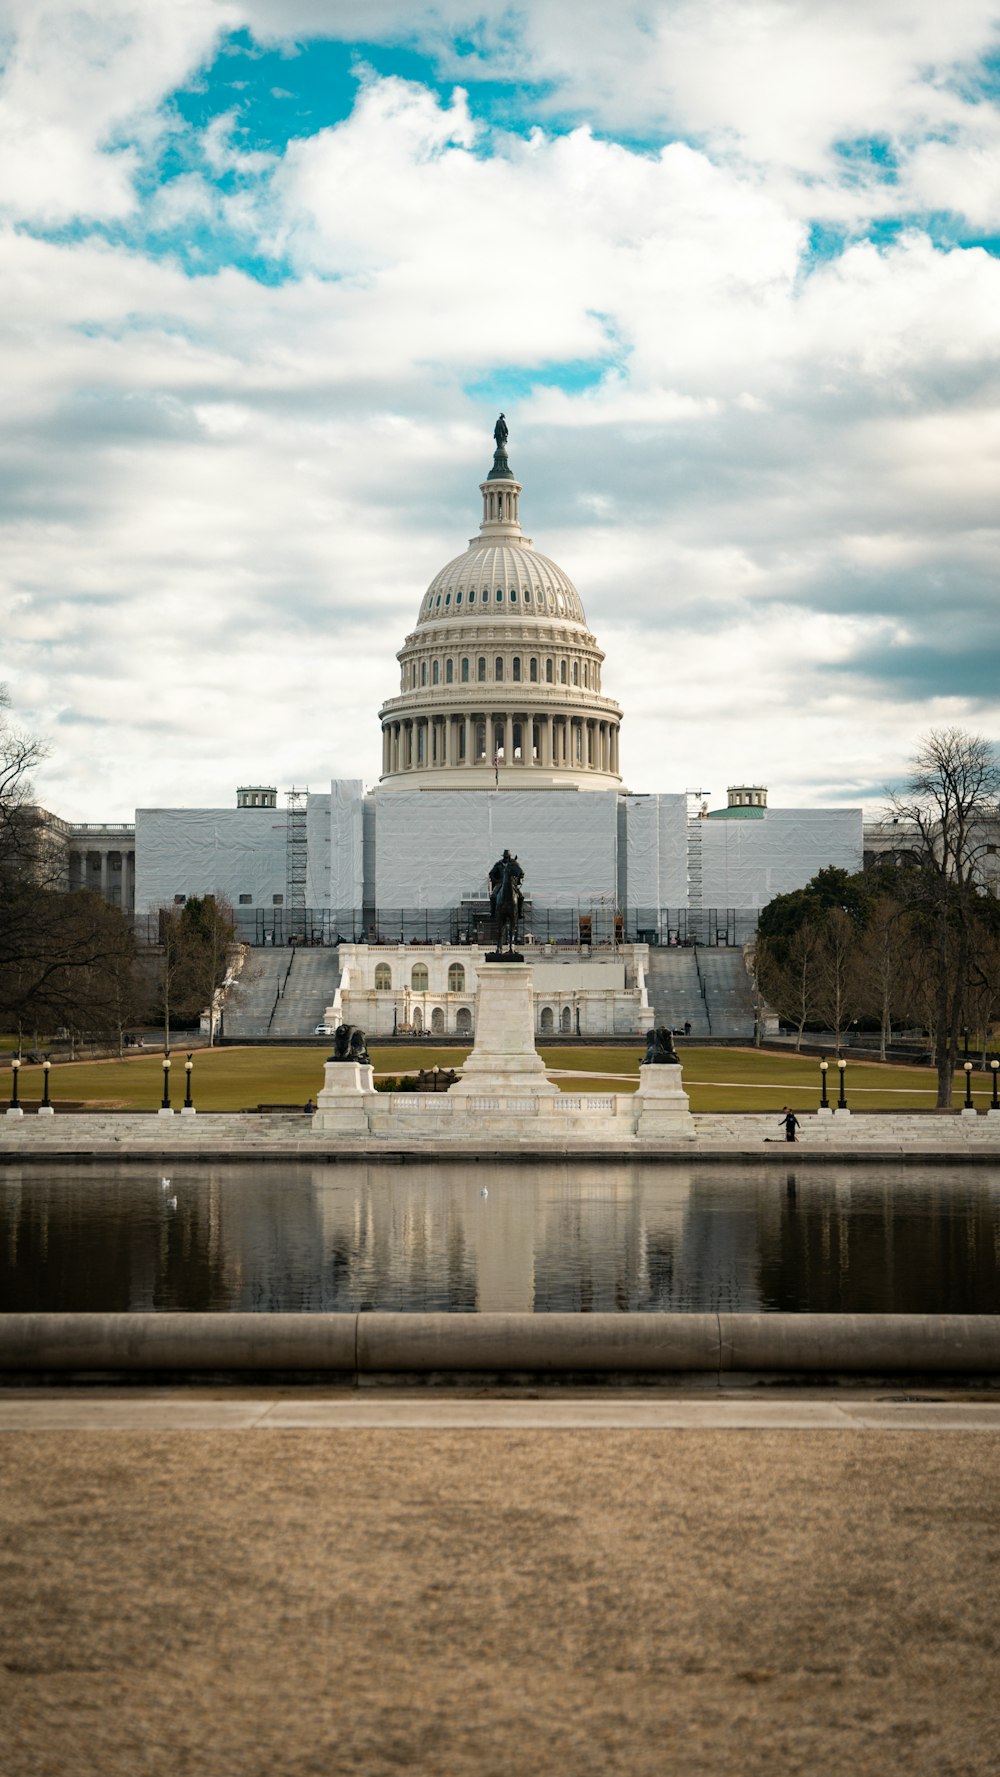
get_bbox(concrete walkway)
[2,1388,999,1430]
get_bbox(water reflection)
[1,1160,999,1315]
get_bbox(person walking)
[780,1106,800,1144]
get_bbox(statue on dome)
[493,412,508,450]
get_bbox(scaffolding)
[285,788,308,939]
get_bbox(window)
[374,963,392,990]
[478,656,486,682]
[448,963,465,992]
[238,894,252,905]
[435,594,441,607]
[272,894,284,906]
[573,661,579,686]
[445,593,451,606]
[421,661,427,686]
[411,963,429,991]
[456,591,462,605]
[495,656,504,681]
[529,657,537,682]
[432,660,439,685]
[512,656,521,681]
[560,660,568,684]
[510,588,517,602]
[461,657,470,682]
[546,658,554,683]
[524,588,532,604]
[173,894,186,904]
[496,588,503,603]
[446,658,453,683]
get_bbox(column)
[382,727,390,774]
[503,712,513,767]
[611,726,619,775]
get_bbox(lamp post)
[819,1059,829,1111]
[991,1059,999,1112]
[183,1053,194,1114]
[837,1057,847,1111]
[160,1053,172,1115]
[9,1057,22,1116]
[39,1057,53,1117]
[964,1060,974,1111]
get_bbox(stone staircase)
[222,948,341,1039]
[644,950,711,1036]
[696,950,756,1040]
[269,950,342,1038]
[223,949,296,1039]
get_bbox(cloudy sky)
[2,0,999,821]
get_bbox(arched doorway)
[560,1005,572,1033]
[412,1006,423,1033]
[540,1006,554,1034]
[431,1006,445,1034]
[456,1007,473,1036]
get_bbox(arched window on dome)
[524,587,532,604]
[512,657,521,682]
[411,964,428,992]
[456,591,463,605]
[546,658,554,683]
[446,658,453,683]
[495,656,504,681]
[448,963,465,992]
[510,588,517,602]
[482,588,489,603]
[529,657,538,683]
[435,595,441,607]
[374,963,392,990]
[461,657,470,683]
[573,661,579,686]
[477,656,486,682]
[421,661,427,686]
[560,660,568,685]
[445,593,451,606]
[496,588,503,603]
[432,660,439,685]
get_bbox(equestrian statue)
[486,848,524,961]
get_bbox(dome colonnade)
[378,422,622,791]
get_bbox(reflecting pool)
[2,1160,999,1315]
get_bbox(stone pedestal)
[633,1062,693,1139]
[451,964,558,1100]
[156,1107,174,1119]
[37,1106,54,1118]
[316,1061,375,1133]
[5,1107,23,1119]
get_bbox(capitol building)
[82,420,860,954]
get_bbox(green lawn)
[2,1041,989,1113]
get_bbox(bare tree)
[754,924,822,1050]
[856,896,908,1061]
[813,907,863,1055]
[888,728,1000,1105]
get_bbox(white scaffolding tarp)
[305,793,331,908]
[134,808,287,913]
[372,788,619,909]
[330,780,364,910]
[699,809,863,908]
[622,794,687,911]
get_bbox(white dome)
[419,541,586,627]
